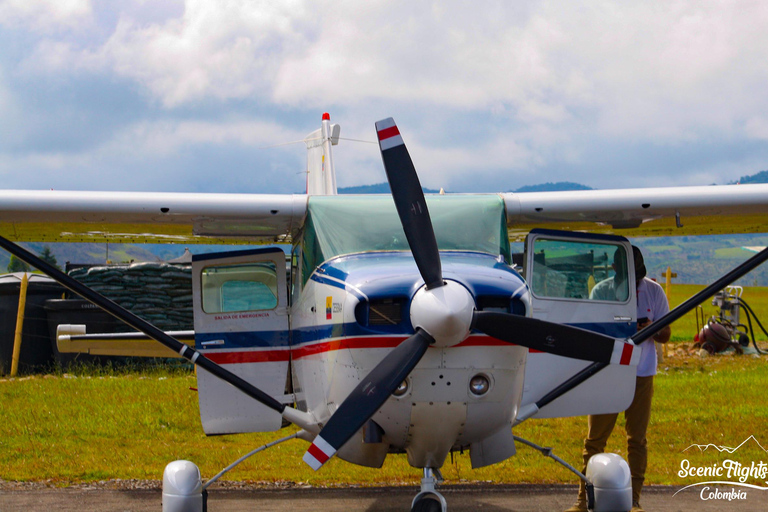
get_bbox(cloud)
[0,0,93,31]
[3,1,768,195]
[0,117,311,192]
[83,0,313,107]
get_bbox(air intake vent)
[477,296,511,313]
[368,299,403,326]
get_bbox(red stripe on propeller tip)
[620,343,633,365]
[377,125,400,141]
[307,442,330,465]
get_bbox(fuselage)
[192,193,642,470]
[286,194,531,469]
[291,251,530,468]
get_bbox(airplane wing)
[0,190,308,244]
[504,184,768,241]
[2,183,768,244]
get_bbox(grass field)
[665,283,768,342]
[1,352,766,488]
[1,283,767,488]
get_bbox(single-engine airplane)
[2,114,768,512]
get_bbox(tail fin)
[304,112,340,195]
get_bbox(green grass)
[1,353,766,487]
[714,247,752,259]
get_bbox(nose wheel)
[411,468,447,512]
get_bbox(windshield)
[301,194,510,283]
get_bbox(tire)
[412,497,442,512]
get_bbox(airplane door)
[192,247,290,434]
[520,229,639,418]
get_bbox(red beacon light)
[322,112,330,121]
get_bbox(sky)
[1,0,768,195]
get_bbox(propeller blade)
[376,118,443,290]
[473,311,639,366]
[303,328,433,470]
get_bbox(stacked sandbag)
[68,262,193,332]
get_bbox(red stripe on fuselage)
[291,337,404,359]
[204,335,538,365]
[206,350,291,364]
[377,125,400,141]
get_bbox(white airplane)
[2,114,768,512]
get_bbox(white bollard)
[162,460,204,512]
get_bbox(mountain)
[339,183,440,194]
[338,182,595,194]
[512,181,593,193]
[733,170,768,184]
[0,242,161,272]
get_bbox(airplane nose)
[410,280,474,347]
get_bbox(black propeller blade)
[376,118,443,290]
[303,328,433,469]
[473,310,637,365]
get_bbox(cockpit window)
[301,195,510,284]
[530,238,629,302]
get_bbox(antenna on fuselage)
[304,112,340,196]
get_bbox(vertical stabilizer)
[305,113,340,195]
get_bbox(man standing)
[567,246,671,512]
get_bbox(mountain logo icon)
[683,435,768,454]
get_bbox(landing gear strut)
[411,468,447,512]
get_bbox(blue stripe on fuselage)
[311,251,527,301]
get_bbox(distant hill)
[339,182,594,194]
[512,181,593,193]
[339,183,440,194]
[733,170,768,184]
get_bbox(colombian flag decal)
[326,296,333,320]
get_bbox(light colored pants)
[578,375,654,505]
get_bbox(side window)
[201,262,278,314]
[530,238,629,302]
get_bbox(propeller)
[302,117,638,470]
